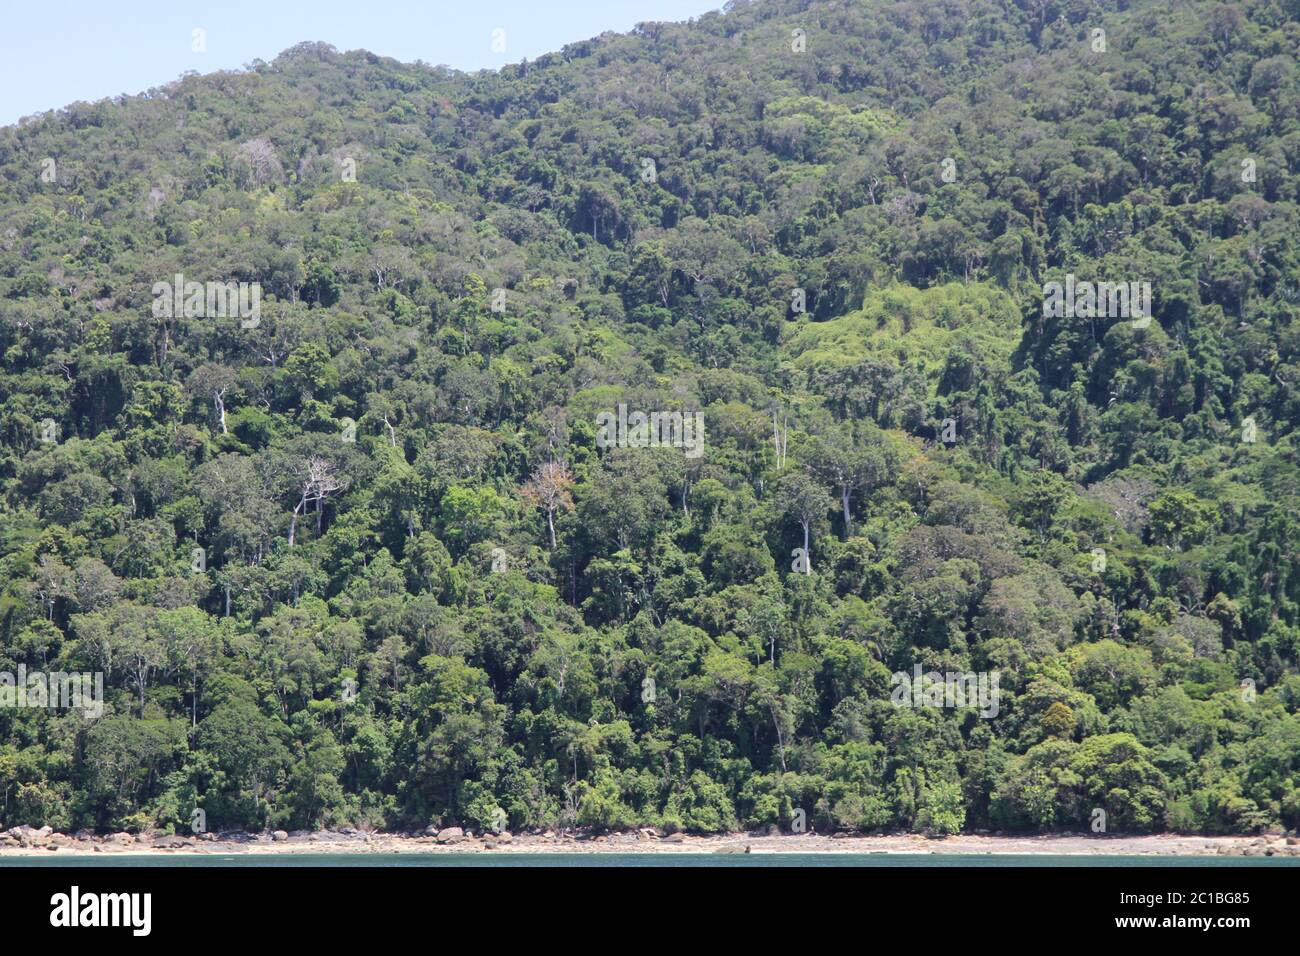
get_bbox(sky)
[0,0,724,126]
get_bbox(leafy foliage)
[0,0,1298,836]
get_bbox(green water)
[2,853,1297,867]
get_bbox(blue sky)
[1,0,723,126]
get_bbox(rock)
[7,826,37,847]
[436,827,464,844]
[662,832,685,843]
[496,831,512,844]
[422,825,439,837]
[1287,836,1298,846]
[483,840,497,850]
[272,830,289,842]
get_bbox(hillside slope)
[0,0,1297,836]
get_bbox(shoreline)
[3,827,1299,858]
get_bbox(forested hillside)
[0,0,1298,837]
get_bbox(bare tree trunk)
[771,704,787,772]
[289,496,306,546]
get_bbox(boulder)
[22,829,52,847]
[272,830,289,842]
[436,827,464,844]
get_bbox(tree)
[776,472,831,574]
[157,608,224,729]
[187,363,238,435]
[196,700,291,829]
[73,603,165,716]
[521,461,575,550]
[1148,490,1215,550]
[812,426,892,538]
[392,656,506,822]
[288,456,348,547]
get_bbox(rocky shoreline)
[2,824,1300,858]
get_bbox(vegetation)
[0,0,1298,837]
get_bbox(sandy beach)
[2,826,1298,859]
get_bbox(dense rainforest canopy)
[0,0,1298,837]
